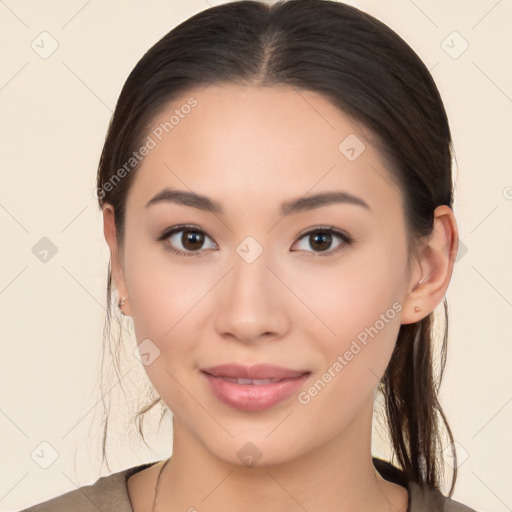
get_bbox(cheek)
[124,238,210,337]
[292,244,406,393]
[298,279,402,420]
[123,246,206,410]
[125,255,203,414]
[293,251,404,342]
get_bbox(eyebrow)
[145,188,370,216]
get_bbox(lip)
[200,363,308,380]
[200,363,311,412]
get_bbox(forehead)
[146,83,364,166]
[126,84,402,215]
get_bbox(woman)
[18,0,478,510]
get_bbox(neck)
[155,398,408,512]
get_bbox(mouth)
[200,364,311,412]
[200,362,309,380]
[205,375,295,385]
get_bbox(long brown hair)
[95,0,458,494]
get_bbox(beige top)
[16,459,478,512]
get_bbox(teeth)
[220,377,282,385]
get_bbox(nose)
[214,247,290,344]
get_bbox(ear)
[103,204,131,316]
[401,205,459,325]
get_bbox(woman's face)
[106,84,422,466]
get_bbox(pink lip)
[200,364,311,412]
[200,363,308,380]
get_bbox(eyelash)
[157,224,353,258]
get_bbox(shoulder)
[15,463,154,512]
[372,458,478,512]
[408,481,479,512]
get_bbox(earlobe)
[400,205,458,325]
[103,205,130,316]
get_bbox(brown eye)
[159,225,217,257]
[292,227,352,256]
[181,230,205,251]
[309,231,332,251]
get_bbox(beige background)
[1,1,511,511]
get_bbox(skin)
[103,83,458,512]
